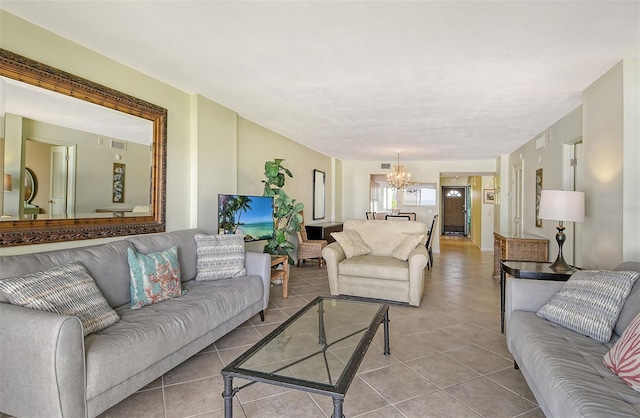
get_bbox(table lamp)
[538,190,585,272]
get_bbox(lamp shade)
[538,190,585,223]
[3,174,11,192]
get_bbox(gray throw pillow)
[0,262,120,336]
[195,234,247,281]
[537,270,640,342]
[331,230,372,259]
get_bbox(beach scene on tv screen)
[218,195,274,242]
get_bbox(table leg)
[318,300,326,345]
[223,375,234,418]
[283,260,289,298]
[383,310,390,357]
[500,267,506,333]
[331,396,345,418]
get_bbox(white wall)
[342,159,495,254]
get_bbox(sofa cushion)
[343,219,427,256]
[127,229,201,282]
[604,312,640,392]
[127,246,183,310]
[339,255,409,281]
[331,230,372,259]
[0,262,119,337]
[537,270,640,342]
[391,233,425,261]
[84,275,264,400]
[615,262,640,336]
[510,311,640,417]
[0,240,133,308]
[195,234,247,280]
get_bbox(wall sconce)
[3,174,12,192]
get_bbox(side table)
[270,255,289,299]
[500,260,577,333]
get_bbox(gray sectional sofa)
[0,229,271,418]
[506,261,640,417]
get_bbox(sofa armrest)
[0,303,86,418]
[322,243,345,295]
[245,252,271,310]
[505,278,564,331]
[407,246,429,306]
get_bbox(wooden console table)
[493,233,549,276]
[270,255,289,299]
[305,222,343,244]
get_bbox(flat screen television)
[218,194,275,242]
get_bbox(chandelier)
[387,152,418,191]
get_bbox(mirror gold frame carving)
[0,49,167,246]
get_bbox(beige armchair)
[322,219,429,306]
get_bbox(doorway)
[442,186,467,235]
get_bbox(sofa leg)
[259,311,265,322]
[514,360,519,370]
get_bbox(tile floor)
[95,237,543,417]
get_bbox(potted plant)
[262,159,304,264]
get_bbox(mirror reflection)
[1,77,153,220]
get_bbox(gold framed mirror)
[0,49,167,246]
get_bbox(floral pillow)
[603,312,640,392]
[127,245,184,310]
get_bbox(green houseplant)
[262,159,304,264]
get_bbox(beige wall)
[504,59,640,269]
[582,60,640,267]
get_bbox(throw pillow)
[0,262,119,337]
[603,312,640,392]
[330,230,372,259]
[194,234,246,281]
[391,233,425,261]
[537,270,640,343]
[128,245,183,310]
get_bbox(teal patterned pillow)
[0,262,119,336]
[537,270,640,342]
[195,234,246,281]
[127,245,184,310]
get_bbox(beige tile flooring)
[96,236,544,418]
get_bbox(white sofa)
[322,219,429,306]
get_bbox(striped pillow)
[537,270,640,342]
[128,245,183,310]
[604,312,640,392]
[0,262,119,336]
[195,234,246,281]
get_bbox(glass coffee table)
[221,296,390,418]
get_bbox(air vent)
[110,140,127,150]
[381,163,391,169]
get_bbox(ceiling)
[2,1,639,162]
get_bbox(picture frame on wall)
[483,189,495,204]
[113,163,125,203]
[535,168,543,227]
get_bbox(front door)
[442,187,466,235]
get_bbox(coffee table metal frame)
[221,295,390,418]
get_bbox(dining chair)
[425,214,439,269]
[385,215,411,221]
[366,211,375,220]
[398,212,417,221]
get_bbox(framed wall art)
[535,168,543,227]
[483,189,495,204]
[113,163,125,203]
